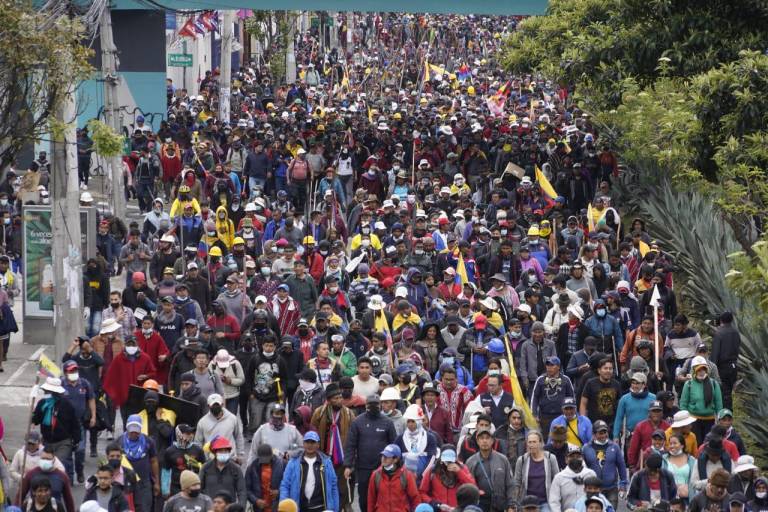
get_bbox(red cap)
[210,437,232,451]
[474,314,487,328]
[438,218,449,226]
[132,272,146,282]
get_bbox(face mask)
[415,249,424,255]
[125,346,138,356]
[111,302,120,309]
[67,372,79,382]
[298,328,309,336]
[596,309,607,318]
[361,239,371,248]
[400,374,412,384]
[367,405,380,417]
[209,404,222,416]
[154,207,161,214]
[488,370,500,376]
[510,331,521,338]
[669,448,683,456]
[384,464,395,471]
[142,328,153,336]
[270,416,285,429]
[500,229,508,236]
[188,489,201,498]
[299,379,315,392]
[586,492,599,499]
[328,286,338,293]
[567,460,583,472]
[442,357,455,366]
[261,267,271,276]
[593,438,608,446]
[108,459,121,470]
[0,199,7,206]
[263,351,274,357]
[216,452,231,463]
[39,459,54,471]
[757,492,767,499]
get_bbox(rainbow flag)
[535,165,558,199]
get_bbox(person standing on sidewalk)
[711,312,741,410]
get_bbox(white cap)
[374,221,386,230]
[395,286,408,298]
[382,200,394,208]
[80,191,94,203]
[255,295,267,304]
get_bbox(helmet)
[403,403,425,421]
[210,437,232,451]
[527,226,540,236]
[233,237,245,246]
[266,102,275,110]
[487,338,505,354]
[467,86,475,96]
[380,387,400,401]
[178,184,191,193]
[691,356,709,370]
[142,379,160,391]
[80,191,93,203]
[393,112,402,120]
[303,235,316,245]
[209,246,223,257]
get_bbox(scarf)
[329,409,345,465]
[700,376,714,406]
[121,433,149,460]
[403,425,427,472]
[374,310,390,334]
[393,312,421,331]
[321,289,350,312]
[39,396,58,427]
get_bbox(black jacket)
[712,324,741,366]
[32,396,81,444]
[83,484,129,512]
[245,456,285,508]
[344,412,397,470]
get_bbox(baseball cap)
[545,356,561,366]
[562,397,577,408]
[380,444,401,458]
[649,400,663,411]
[303,431,320,443]
[207,394,224,406]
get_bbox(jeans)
[66,425,86,480]
[248,397,275,437]
[47,439,73,474]
[290,180,307,212]
[136,182,154,213]
[356,468,374,512]
[86,308,102,338]
[133,475,153,512]
[225,396,239,415]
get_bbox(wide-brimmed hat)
[41,376,65,394]
[368,294,385,311]
[100,318,121,334]
[671,410,697,428]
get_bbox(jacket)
[32,396,81,445]
[422,404,455,445]
[628,419,671,468]
[367,464,420,512]
[548,466,598,512]
[83,484,129,512]
[583,441,628,490]
[344,412,397,470]
[285,274,318,319]
[466,451,516,511]
[244,456,284,508]
[209,358,245,399]
[518,338,557,384]
[512,451,560,501]
[680,377,723,419]
[102,351,156,408]
[531,373,575,417]
[199,459,247,505]
[419,463,476,509]
[626,468,677,508]
[583,314,624,353]
[613,391,657,439]
[478,392,517,428]
[279,451,339,512]
[549,414,593,446]
[395,429,439,479]
[194,409,246,460]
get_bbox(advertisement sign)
[22,207,54,318]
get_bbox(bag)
[373,468,408,492]
[290,160,308,181]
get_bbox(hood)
[154,197,165,208]
[215,205,230,223]
[405,267,422,283]
[295,405,313,424]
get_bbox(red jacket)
[422,404,455,445]
[628,418,671,468]
[367,465,420,512]
[103,351,156,407]
[135,329,170,388]
[206,313,241,341]
[419,464,476,508]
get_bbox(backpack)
[373,468,408,492]
[289,159,308,181]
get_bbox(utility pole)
[347,11,354,47]
[99,7,126,220]
[219,10,235,122]
[51,65,84,364]
[285,12,297,84]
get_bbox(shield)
[124,385,202,426]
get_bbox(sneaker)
[107,431,114,441]
[90,449,98,458]
[77,472,84,484]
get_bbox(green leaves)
[87,119,123,158]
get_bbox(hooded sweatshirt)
[214,206,235,249]
[548,464,598,512]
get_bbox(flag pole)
[651,284,661,375]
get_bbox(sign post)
[168,53,193,67]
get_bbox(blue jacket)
[435,363,475,392]
[583,313,625,352]
[279,451,339,512]
[583,440,628,490]
[613,391,656,439]
[550,414,593,446]
[396,429,439,482]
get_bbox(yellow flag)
[587,203,595,232]
[505,338,539,430]
[456,252,470,285]
[367,104,373,124]
[535,165,558,199]
[38,354,61,378]
[638,240,651,257]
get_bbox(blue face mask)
[596,309,607,318]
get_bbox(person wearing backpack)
[367,444,420,512]
[287,148,310,211]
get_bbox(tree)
[0,1,92,170]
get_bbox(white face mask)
[262,351,274,358]
[299,379,315,392]
[142,328,153,336]
[757,492,767,499]
[67,372,79,382]
[39,459,54,471]
[216,452,231,463]
[125,346,139,355]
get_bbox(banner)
[23,207,54,318]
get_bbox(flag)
[638,240,651,257]
[530,98,535,121]
[587,203,596,232]
[497,80,512,98]
[178,19,198,39]
[367,103,373,124]
[504,337,539,430]
[193,16,207,35]
[199,11,215,31]
[38,354,61,378]
[535,165,558,199]
[423,58,430,83]
[486,95,506,117]
[454,250,470,286]
[457,63,471,81]
[650,284,661,308]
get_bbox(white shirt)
[303,455,318,500]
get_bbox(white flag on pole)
[650,284,661,308]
